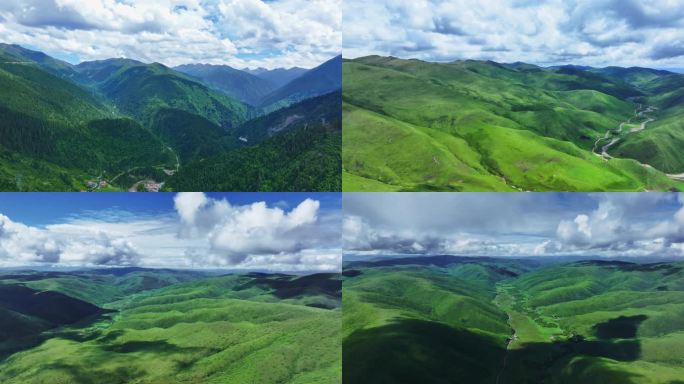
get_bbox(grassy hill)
[343,256,684,383]
[0,269,341,383]
[342,56,684,191]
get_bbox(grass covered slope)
[343,256,684,383]
[342,256,536,384]
[0,269,341,384]
[175,63,277,106]
[608,73,684,173]
[503,260,684,383]
[342,56,684,191]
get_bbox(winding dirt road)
[593,104,656,160]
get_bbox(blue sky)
[0,192,341,226]
[344,0,684,69]
[0,192,341,271]
[0,0,341,69]
[344,193,684,258]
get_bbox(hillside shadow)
[36,363,146,384]
[0,311,116,362]
[238,273,342,300]
[343,318,503,384]
[344,317,648,384]
[503,338,643,384]
[342,269,362,277]
[102,340,204,355]
[593,315,648,339]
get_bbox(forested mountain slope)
[0,44,341,191]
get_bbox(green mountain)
[75,59,250,128]
[0,44,341,191]
[245,67,307,88]
[0,269,341,383]
[259,56,342,112]
[343,256,684,383]
[0,43,79,80]
[165,91,342,192]
[342,56,684,191]
[175,63,277,106]
[0,49,173,191]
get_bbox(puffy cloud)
[0,0,340,68]
[0,214,140,266]
[174,192,208,224]
[0,193,341,272]
[537,194,684,257]
[209,200,319,263]
[174,192,339,269]
[344,193,684,259]
[344,0,684,68]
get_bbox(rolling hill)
[0,268,341,383]
[343,256,684,383]
[342,56,684,191]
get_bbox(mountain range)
[0,43,341,191]
[343,56,684,191]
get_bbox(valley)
[593,104,657,161]
[0,268,341,383]
[0,44,341,192]
[343,256,684,383]
[343,56,684,191]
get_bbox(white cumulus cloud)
[0,0,341,68]
[344,0,684,68]
[0,193,341,272]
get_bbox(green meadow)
[342,56,684,191]
[0,269,341,384]
[342,256,684,383]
